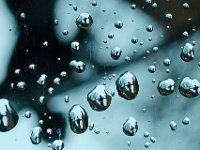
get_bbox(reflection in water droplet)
[51,139,64,150]
[30,127,42,144]
[76,13,93,29]
[116,71,139,100]
[180,43,194,62]
[68,104,88,134]
[158,78,175,96]
[179,77,200,98]
[0,99,19,132]
[123,116,138,136]
[87,85,112,111]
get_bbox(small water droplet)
[146,25,153,32]
[69,60,86,73]
[111,47,122,60]
[76,13,93,29]
[123,116,138,136]
[24,111,31,118]
[158,79,175,96]
[182,117,190,125]
[51,139,64,150]
[170,121,177,131]
[37,74,47,86]
[71,41,80,53]
[30,127,42,144]
[148,65,156,73]
[114,20,123,29]
[180,43,194,62]
[17,81,26,90]
[179,77,200,98]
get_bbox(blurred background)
[0,0,200,149]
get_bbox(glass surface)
[0,0,200,149]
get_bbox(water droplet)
[94,128,101,134]
[69,60,86,73]
[169,121,177,131]
[30,127,42,144]
[89,122,95,131]
[20,13,26,20]
[37,74,47,86]
[114,20,123,29]
[144,131,150,137]
[68,104,88,134]
[144,142,150,148]
[43,41,48,47]
[51,139,64,150]
[131,37,138,44]
[148,65,156,73]
[64,96,69,103]
[165,13,173,21]
[17,81,26,90]
[53,77,61,85]
[152,3,158,8]
[71,41,80,53]
[87,85,112,111]
[131,4,137,9]
[62,30,68,36]
[14,69,21,76]
[163,58,171,66]
[146,25,153,32]
[46,128,53,135]
[0,99,19,132]
[29,64,36,71]
[39,96,45,104]
[123,116,138,136]
[92,1,97,6]
[60,71,67,78]
[183,3,189,9]
[76,13,93,30]
[116,71,139,100]
[48,87,54,94]
[180,43,194,62]
[158,79,175,96]
[182,117,190,125]
[24,111,31,118]
[179,77,200,98]
[150,137,156,143]
[111,47,122,60]
[108,33,114,39]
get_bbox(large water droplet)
[51,139,64,150]
[179,77,200,98]
[111,47,122,60]
[116,71,139,100]
[30,126,42,144]
[68,104,88,134]
[180,43,194,62]
[158,79,175,96]
[76,13,93,29]
[0,99,19,132]
[123,116,138,136]
[69,60,86,73]
[87,85,112,111]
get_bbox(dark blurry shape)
[68,104,88,134]
[179,77,200,98]
[76,13,93,29]
[180,43,195,62]
[123,116,138,136]
[116,71,139,100]
[30,126,42,144]
[87,85,112,111]
[0,99,19,132]
[158,78,175,96]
